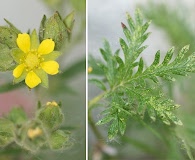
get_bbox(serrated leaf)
[89,79,106,91]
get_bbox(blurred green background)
[0,0,86,160]
[88,0,195,159]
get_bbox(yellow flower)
[12,30,61,88]
[27,127,43,139]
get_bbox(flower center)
[25,52,40,70]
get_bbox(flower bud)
[39,12,68,50]
[37,101,64,130]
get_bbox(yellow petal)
[38,39,55,55]
[17,33,30,53]
[25,71,41,88]
[41,61,59,75]
[13,64,25,78]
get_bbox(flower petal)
[12,48,25,63]
[17,33,30,53]
[13,64,25,78]
[38,39,55,55]
[25,71,41,88]
[41,61,59,75]
[30,29,39,50]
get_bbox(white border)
[86,0,88,159]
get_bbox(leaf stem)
[88,91,107,110]
[88,112,104,140]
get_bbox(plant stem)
[88,112,104,140]
[88,91,107,110]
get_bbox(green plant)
[89,9,195,159]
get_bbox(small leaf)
[49,130,71,150]
[119,118,126,135]
[135,9,143,26]
[89,79,106,91]
[7,107,27,125]
[126,13,135,32]
[136,57,144,74]
[100,48,108,62]
[151,50,160,67]
[162,47,174,65]
[108,120,119,140]
[96,116,114,125]
[174,45,189,62]
[140,21,151,35]
[0,118,14,147]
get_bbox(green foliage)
[39,11,74,50]
[0,20,21,71]
[89,9,195,140]
[0,102,71,152]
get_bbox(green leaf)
[89,79,106,91]
[0,43,15,71]
[162,47,174,65]
[0,118,14,147]
[49,130,71,150]
[119,118,126,135]
[108,120,119,140]
[7,107,27,125]
[96,116,114,125]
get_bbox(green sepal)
[63,11,75,40]
[7,107,27,125]
[4,19,21,34]
[30,29,39,50]
[36,102,64,130]
[34,69,48,88]
[13,70,27,84]
[11,48,25,63]
[42,51,61,61]
[49,130,71,150]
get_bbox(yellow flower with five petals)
[12,30,61,88]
